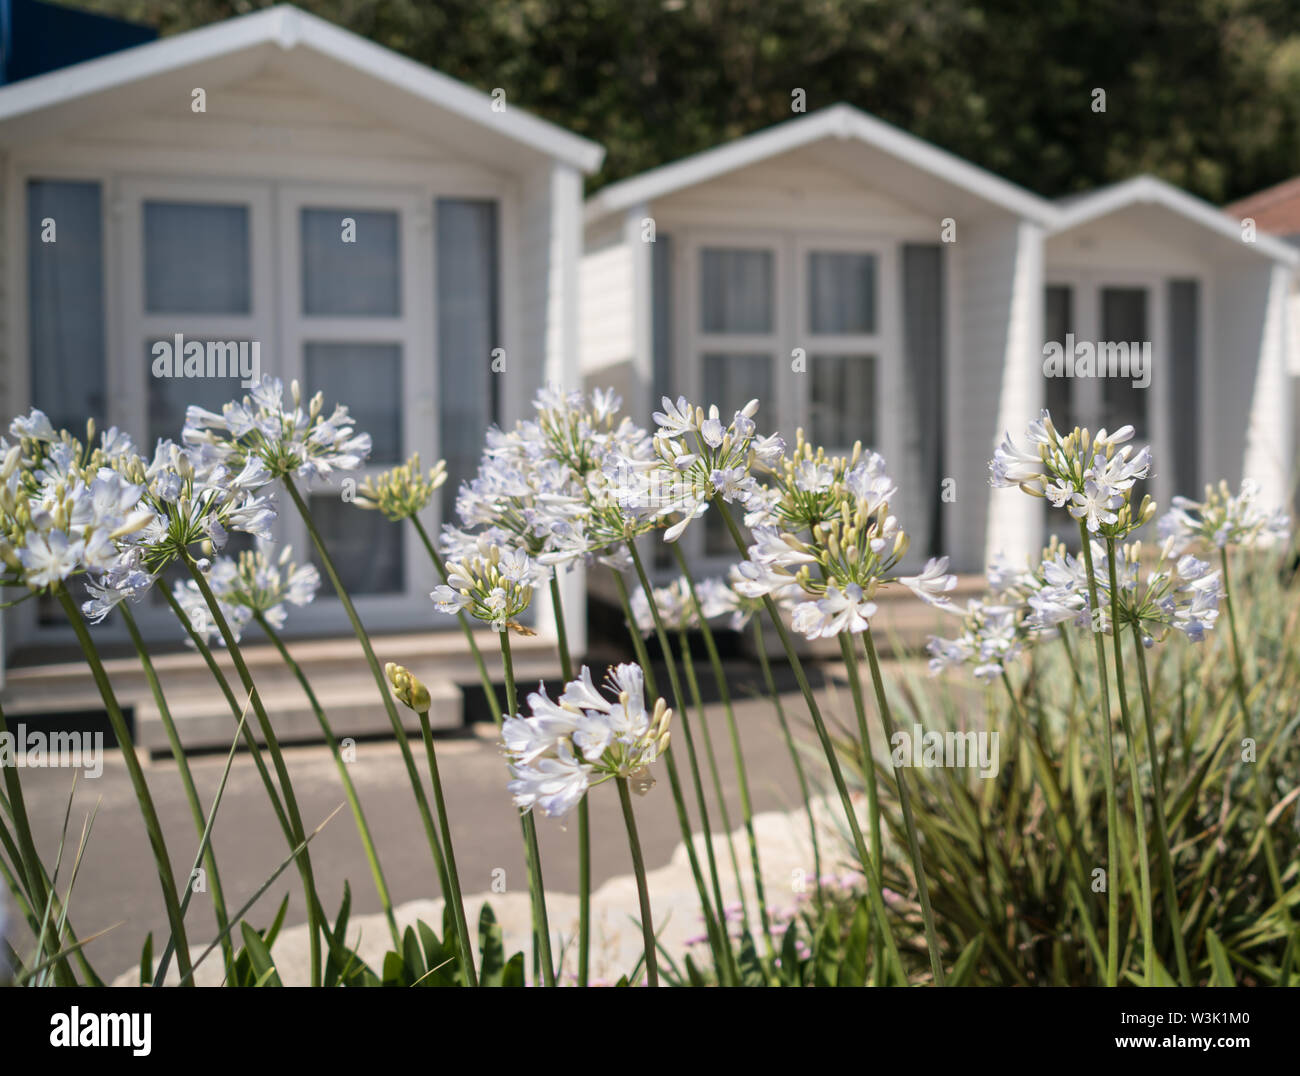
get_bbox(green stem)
[415,707,477,986]
[611,568,731,983]
[673,545,774,956]
[547,574,591,988]
[254,611,400,951]
[860,629,946,985]
[625,540,737,985]
[53,584,193,985]
[410,515,502,716]
[1129,627,1193,985]
[285,477,472,965]
[411,514,552,975]
[837,632,886,979]
[120,604,235,976]
[716,507,904,983]
[182,557,323,988]
[617,776,659,986]
[499,629,557,986]
[678,625,750,930]
[1078,524,1121,987]
[1220,549,1291,922]
[752,616,825,906]
[1104,539,1154,986]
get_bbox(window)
[308,495,404,595]
[304,343,404,464]
[1044,285,1074,430]
[27,180,106,434]
[700,248,773,333]
[808,251,876,334]
[436,199,499,521]
[809,354,877,449]
[301,208,401,317]
[1100,287,1149,439]
[144,201,250,315]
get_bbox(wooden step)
[0,629,559,756]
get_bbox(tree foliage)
[72,0,1300,201]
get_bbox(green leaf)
[948,935,985,986]
[501,951,526,987]
[736,931,766,987]
[779,923,801,986]
[683,954,707,988]
[262,893,291,949]
[238,922,282,987]
[1206,930,1236,987]
[402,926,426,984]
[139,933,153,987]
[837,900,870,987]
[381,950,406,987]
[813,907,841,987]
[477,904,505,987]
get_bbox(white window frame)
[675,227,902,571]
[1044,269,1175,517]
[275,183,437,632]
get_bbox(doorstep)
[0,629,559,757]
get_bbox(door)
[275,185,437,631]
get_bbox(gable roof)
[585,103,1057,225]
[0,4,604,173]
[1052,174,1299,266]
[1223,175,1300,238]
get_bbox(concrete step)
[1,629,559,756]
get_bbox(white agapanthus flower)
[732,438,957,640]
[174,545,321,637]
[990,411,1155,539]
[611,396,777,542]
[181,376,372,483]
[1158,479,1290,553]
[430,535,540,631]
[502,663,672,820]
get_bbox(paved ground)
[5,676,874,982]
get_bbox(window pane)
[1100,287,1149,439]
[28,180,106,433]
[810,354,876,450]
[808,251,876,334]
[147,339,252,446]
[1044,285,1074,430]
[302,208,400,317]
[144,201,250,315]
[304,342,403,463]
[436,199,499,521]
[700,249,772,333]
[702,353,771,556]
[1167,279,1200,497]
[309,496,403,594]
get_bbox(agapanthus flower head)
[182,544,320,633]
[629,576,697,634]
[355,454,447,521]
[926,598,1028,683]
[990,411,1156,539]
[1158,479,1290,553]
[732,442,957,639]
[614,395,774,542]
[0,411,157,595]
[502,663,672,819]
[181,376,371,482]
[1096,539,1222,645]
[430,536,540,631]
[169,558,252,646]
